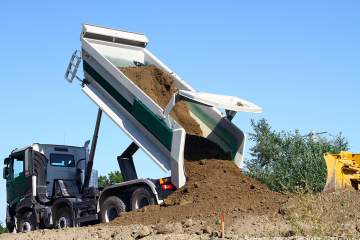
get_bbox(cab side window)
[12,156,24,178]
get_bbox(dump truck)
[3,24,262,232]
[4,143,99,232]
[323,151,360,192]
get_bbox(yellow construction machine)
[323,151,360,192]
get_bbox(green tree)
[98,170,124,188]
[245,118,348,193]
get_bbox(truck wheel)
[100,196,126,223]
[131,187,156,210]
[54,207,73,229]
[17,211,36,233]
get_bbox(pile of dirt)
[112,159,286,226]
[120,65,202,136]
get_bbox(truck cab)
[3,143,98,232]
[3,141,169,233]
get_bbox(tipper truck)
[3,24,262,232]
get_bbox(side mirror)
[3,166,9,179]
[4,157,10,165]
[3,157,11,180]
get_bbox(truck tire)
[53,207,73,229]
[100,196,126,223]
[6,207,15,233]
[17,211,36,233]
[6,221,15,233]
[131,187,156,210]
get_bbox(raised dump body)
[69,24,261,188]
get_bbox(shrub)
[245,118,348,193]
[98,170,124,188]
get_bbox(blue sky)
[0,1,359,222]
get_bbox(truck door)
[6,151,32,205]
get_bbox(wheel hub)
[58,216,69,229]
[105,207,118,222]
[21,222,31,232]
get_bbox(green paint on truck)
[83,61,173,150]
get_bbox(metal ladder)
[65,50,82,83]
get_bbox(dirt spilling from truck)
[120,65,203,136]
[120,65,232,160]
[113,65,287,226]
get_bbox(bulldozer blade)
[323,152,360,192]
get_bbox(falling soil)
[113,65,287,226]
[120,64,232,160]
[119,65,203,136]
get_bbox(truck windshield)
[50,154,75,167]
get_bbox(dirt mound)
[120,65,202,136]
[113,159,285,226]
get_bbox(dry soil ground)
[3,191,360,239]
[0,191,360,240]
